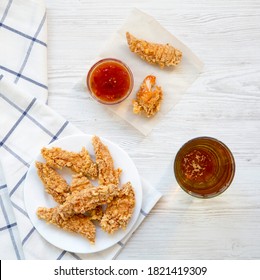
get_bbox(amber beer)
[174,137,235,198]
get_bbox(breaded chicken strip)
[92,136,122,186]
[133,75,163,117]
[70,173,103,221]
[53,184,120,221]
[87,206,103,221]
[70,173,93,193]
[100,182,135,234]
[126,32,182,68]
[37,207,96,244]
[41,147,98,179]
[35,162,70,204]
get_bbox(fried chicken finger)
[35,162,70,204]
[41,147,98,179]
[70,173,93,193]
[126,32,182,68]
[70,173,103,221]
[101,182,135,234]
[55,184,120,221]
[92,136,122,186]
[37,207,96,244]
[133,75,163,117]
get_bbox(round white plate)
[24,134,142,254]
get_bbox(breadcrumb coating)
[35,162,70,204]
[100,182,135,234]
[37,207,96,244]
[70,173,93,193]
[87,205,104,221]
[41,147,98,179]
[54,184,120,221]
[92,136,122,186]
[70,174,104,221]
[126,32,182,68]
[133,75,163,117]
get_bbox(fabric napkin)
[0,159,24,259]
[0,0,48,102]
[0,0,47,260]
[0,78,162,260]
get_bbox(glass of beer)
[174,137,235,198]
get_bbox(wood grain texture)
[45,0,260,259]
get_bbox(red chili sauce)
[181,148,216,183]
[89,61,131,103]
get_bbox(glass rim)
[174,136,236,199]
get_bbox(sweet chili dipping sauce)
[87,58,133,104]
[174,137,235,198]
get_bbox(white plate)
[24,134,142,254]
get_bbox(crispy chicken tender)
[53,184,120,221]
[41,147,98,180]
[35,162,70,204]
[36,137,137,241]
[37,207,96,244]
[87,206,103,221]
[133,75,163,117]
[92,136,122,186]
[70,173,93,193]
[70,173,103,221]
[126,32,182,68]
[100,182,135,234]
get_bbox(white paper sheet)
[85,8,204,135]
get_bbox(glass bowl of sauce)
[174,137,235,198]
[87,58,134,105]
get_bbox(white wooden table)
[45,0,260,259]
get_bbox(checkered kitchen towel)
[0,0,47,259]
[0,0,48,101]
[0,0,162,259]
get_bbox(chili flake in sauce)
[87,59,133,104]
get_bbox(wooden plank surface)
[45,0,260,259]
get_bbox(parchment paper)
[85,8,204,135]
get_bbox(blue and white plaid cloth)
[0,0,48,102]
[0,0,47,259]
[0,0,162,259]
